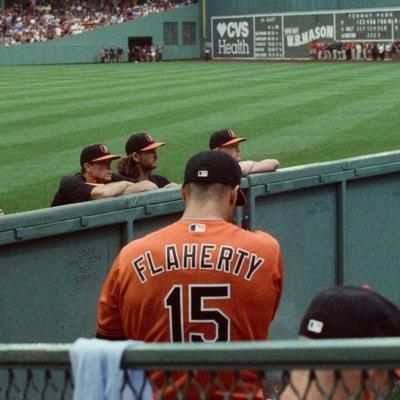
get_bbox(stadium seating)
[0,0,197,46]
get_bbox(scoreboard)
[212,9,400,59]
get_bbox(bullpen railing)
[1,339,400,399]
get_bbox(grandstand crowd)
[0,0,197,46]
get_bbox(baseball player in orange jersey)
[96,150,284,399]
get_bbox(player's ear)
[131,152,140,162]
[180,184,188,202]
[230,186,239,207]
[83,162,92,173]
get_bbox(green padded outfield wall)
[0,4,200,65]
[1,152,400,343]
[205,1,400,61]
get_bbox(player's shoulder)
[119,221,179,255]
[59,174,83,185]
[150,174,170,188]
[111,173,129,182]
[240,227,281,250]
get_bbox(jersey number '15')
[164,284,231,343]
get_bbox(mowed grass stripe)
[0,70,365,152]
[2,61,380,127]
[1,63,397,141]
[1,65,343,140]
[0,64,278,113]
[0,67,396,169]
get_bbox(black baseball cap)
[80,144,121,167]
[183,150,246,206]
[125,133,165,154]
[299,286,400,339]
[209,129,247,150]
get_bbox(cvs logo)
[217,21,249,38]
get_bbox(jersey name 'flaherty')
[126,219,279,285]
[132,239,264,283]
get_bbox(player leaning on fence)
[117,132,178,188]
[209,128,279,175]
[51,144,157,207]
[96,150,284,399]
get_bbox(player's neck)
[181,216,224,221]
[181,204,230,222]
[138,168,151,181]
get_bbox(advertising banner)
[212,17,254,58]
[283,14,334,58]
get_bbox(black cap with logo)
[125,133,165,155]
[80,144,121,167]
[209,129,247,150]
[183,150,246,205]
[299,286,400,339]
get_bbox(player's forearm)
[90,181,131,199]
[252,159,279,173]
[123,180,158,194]
[242,159,279,175]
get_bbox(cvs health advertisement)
[212,17,254,58]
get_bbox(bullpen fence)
[1,339,400,399]
[1,151,400,342]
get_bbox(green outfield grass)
[1,61,400,214]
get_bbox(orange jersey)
[97,219,283,399]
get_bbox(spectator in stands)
[118,133,176,188]
[97,149,283,399]
[109,47,116,63]
[51,143,157,207]
[281,286,400,400]
[155,43,162,61]
[204,44,211,60]
[150,45,156,62]
[308,40,317,60]
[100,47,106,63]
[378,43,385,60]
[209,129,279,176]
[116,45,123,62]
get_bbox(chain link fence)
[1,339,400,400]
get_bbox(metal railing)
[1,339,400,399]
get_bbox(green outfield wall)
[203,0,400,56]
[1,151,400,343]
[0,4,200,65]
[205,0,400,17]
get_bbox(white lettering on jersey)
[132,243,266,284]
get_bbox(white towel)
[69,338,152,400]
